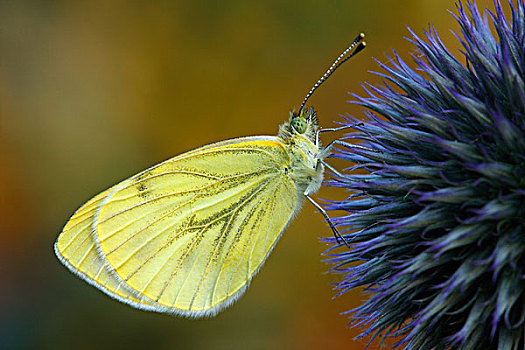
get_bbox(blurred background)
[0,1,498,349]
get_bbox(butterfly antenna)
[297,33,366,115]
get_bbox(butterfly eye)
[291,115,307,134]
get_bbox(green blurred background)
[0,1,496,349]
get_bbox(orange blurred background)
[1,1,496,349]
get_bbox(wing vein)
[211,179,278,304]
[137,214,195,296]
[105,195,198,257]
[188,179,267,310]
[97,168,273,227]
[224,180,282,297]
[117,170,222,195]
[171,177,271,309]
[119,174,272,286]
[175,146,282,164]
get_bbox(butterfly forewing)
[86,137,300,315]
[54,189,161,310]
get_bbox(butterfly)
[54,33,366,318]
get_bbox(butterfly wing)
[55,136,301,317]
[54,189,160,311]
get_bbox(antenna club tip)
[353,42,367,54]
[298,33,365,109]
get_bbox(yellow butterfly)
[54,34,366,317]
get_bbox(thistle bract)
[327,1,525,349]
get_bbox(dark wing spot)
[137,182,150,199]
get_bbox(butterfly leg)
[324,139,382,155]
[305,195,350,248]
[315,122,364,146]
[319,159,346,179]
[317,139,385,180]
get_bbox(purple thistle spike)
[326,1,525,349]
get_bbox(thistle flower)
[326,1,525,349]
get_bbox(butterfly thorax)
[278,107,324,197]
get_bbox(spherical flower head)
[326,1,525,349]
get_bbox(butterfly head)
[279,107,319,142]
